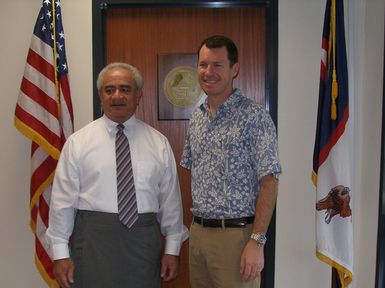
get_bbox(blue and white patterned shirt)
[180,89,281,219]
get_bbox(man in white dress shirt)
[46,62,188,288]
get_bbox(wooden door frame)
[92,1,278,287]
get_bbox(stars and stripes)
[14,0,73,286]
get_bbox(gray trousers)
[70,210,162,288]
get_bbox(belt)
[193,216,254,228]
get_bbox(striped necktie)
[115,124,138,228]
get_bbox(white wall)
[353,0,384,287]
[1,1,36,286]
[276,0,330,287]
[0,1,382,287]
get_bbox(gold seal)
[163,66,203,108]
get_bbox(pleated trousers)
[70,210,162,288]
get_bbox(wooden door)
[104,6,267,288]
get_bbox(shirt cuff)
[164,228,189,256]
[51,243,70,260]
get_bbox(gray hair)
[96,62,143,91]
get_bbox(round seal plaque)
[163,66,203,108]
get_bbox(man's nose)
[205,65,215,74]
[111,88,123,98]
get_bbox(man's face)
[197,45,239,99]
[99,67,142,123]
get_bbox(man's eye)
[105,87,115,94]
[120,87,130,94]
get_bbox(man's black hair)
[198,35,238,67]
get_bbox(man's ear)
[232,62,240,78]
[98,90,104,111]
[136,89,143,105]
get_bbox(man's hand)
[160,254,179,282]
[53,258,74,288]
[239,174,277,282]
[240,240,264,282]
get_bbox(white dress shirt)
[46,114,188,260]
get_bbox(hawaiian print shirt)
[180,89,281,219]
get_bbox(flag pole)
[51,0,61,117]
[332,267,342,288]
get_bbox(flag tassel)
[331,69,338,120]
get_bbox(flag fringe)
[14,116,60,160]
[316,250,353,287]
[312,170,318,186]
[34,254,59,288]
[29,171,55,213]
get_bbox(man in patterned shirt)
[180,35,281,288]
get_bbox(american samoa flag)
[14,0,73,286]
[312,0,353,287]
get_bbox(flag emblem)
[316,185,352,224]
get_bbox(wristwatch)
[250,233,267,246]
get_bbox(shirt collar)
[102,114,137,137]
[200,88,242,115]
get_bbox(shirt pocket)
[134,161,161,207]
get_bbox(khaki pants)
[189,221,260,288]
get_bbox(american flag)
[14,0,73,286]
[312,0,353,287]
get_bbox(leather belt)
[193,216,254,228]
